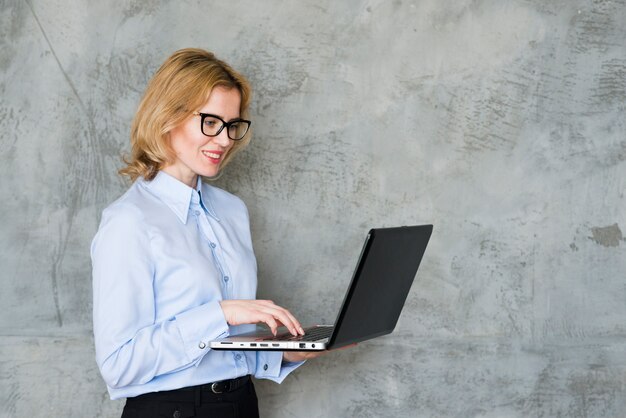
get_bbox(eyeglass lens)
[201,115,249,140]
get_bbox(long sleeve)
[252,351,305,383]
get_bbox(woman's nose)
[213,129,231,146]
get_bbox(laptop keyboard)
[266,326,333,342]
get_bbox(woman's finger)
[263,305,301,335]
[277,306,304,335]
[254,301,303,335]
[260,313,279,336]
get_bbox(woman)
[92,48,322,417]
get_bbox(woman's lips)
[202,150,223,164]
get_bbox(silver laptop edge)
[210,325,332,351]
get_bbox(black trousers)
[121,377,260,418]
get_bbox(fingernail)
[299,327,305,335]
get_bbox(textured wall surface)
[1,0,625,417]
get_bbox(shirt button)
[173,411,181,418]
[199,342,206,349]
[235,354,242,361]
[263,364,268,371]
[224,276,229,282]
[210,242,216,248]
[194,210,200,216]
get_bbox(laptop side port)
[272,343,280,347]
[299,343,306,349]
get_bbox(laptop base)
[210,325,332,351]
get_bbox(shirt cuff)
[174,300,229,362]
[254,351,305,384]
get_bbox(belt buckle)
[211,382,223,394]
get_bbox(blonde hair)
[119,48,252,182]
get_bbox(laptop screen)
[328,225,433,349]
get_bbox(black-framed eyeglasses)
[192,112,251,141]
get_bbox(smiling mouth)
[201,150,224,163]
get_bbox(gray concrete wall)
[1,0,625,417]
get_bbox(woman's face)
[164,86,241,187]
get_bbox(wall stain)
[589,223,623,247]
[0,0,28,73]
[593,58,626,106]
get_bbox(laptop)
[210,224,433,351]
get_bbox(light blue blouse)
[91,171,301,399]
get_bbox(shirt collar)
[142,171,219,224]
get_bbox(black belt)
[128,375,251,403]
[182,375,250,394]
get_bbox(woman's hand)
[282,344,357,363]
[282,350,326,362]
[220,299,305,337]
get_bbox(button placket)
[194,211,233,297]
[207,238,234,291]
[209,243,232,295]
